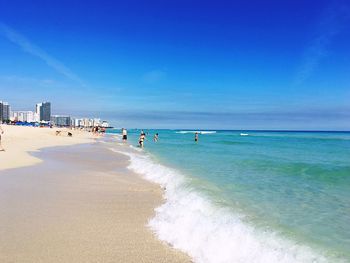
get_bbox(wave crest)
[109,147,329,263]
[176,131,217,134]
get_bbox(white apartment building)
[71,118,109,128]
[11,111,35,122]
[101,121,110,128]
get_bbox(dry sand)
[0,125,94,171]
[0,126,191,262]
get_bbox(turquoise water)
[108,129,350,262]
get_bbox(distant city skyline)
[1,99,109,128]
[0,0,350,130]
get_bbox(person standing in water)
[153,133,159,142]
[194,132,199,142]
[122,128,127,141]
[0,125,5,151]
[139,132,146,148]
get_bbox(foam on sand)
[110,147,330,263]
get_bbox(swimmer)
[153,133,159,142]
[195,132,199,142]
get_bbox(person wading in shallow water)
[139,132,146,148]
[153,133,159,142]
[194,132,199,142]
[0,125,5,151]
[122,128,128,141]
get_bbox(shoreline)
[110,130,341,263]
[0,126,191,262]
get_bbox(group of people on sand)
[92,126,106,136]
[121,128,198,148]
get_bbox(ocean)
[106,129,350,263]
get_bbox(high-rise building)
[51,115,71,127]
[0,101,10,122]
[11,111,35,122]
[36,102,51,121]
[40,102,51,121]
[72,118,81,127]
[33,112,40,122]
[35,103,42,121]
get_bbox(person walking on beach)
[139,132,146,148]
[93,126,99,136]
[100,127,106,135]
[194,132,199,142]
[0,125,5,151]
[153,133,159,142]
[122,128,128,141]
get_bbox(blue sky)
[0,0,349,129]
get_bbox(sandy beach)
[0,126,190,262]
[0,125,94,171]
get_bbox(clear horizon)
[1,0,350,130]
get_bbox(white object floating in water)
[240,133,249,136]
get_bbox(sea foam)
[176,130,216,134]
[109,147,329,263]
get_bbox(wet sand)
[0,143,191,262]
